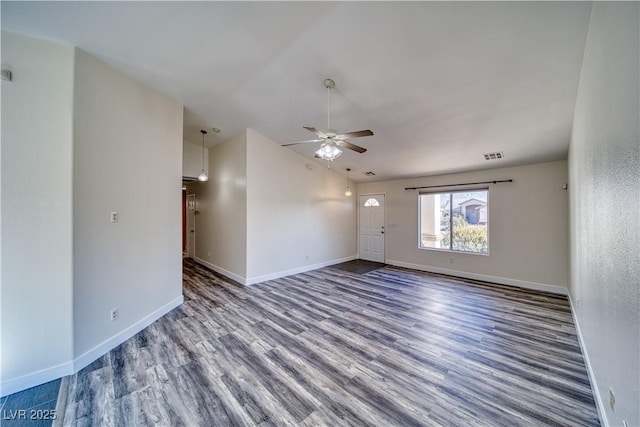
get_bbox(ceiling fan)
[282,78,373,163]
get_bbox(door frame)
[182,189,187,252]
[186,193,196,258]
[357,192,386,262]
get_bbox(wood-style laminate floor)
[59,259,600,426]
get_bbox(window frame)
[417,187,490,255]
[363,197,380,207]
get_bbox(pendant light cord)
[201,130,207,171]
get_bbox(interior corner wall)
[357,160,569,293]
[72,49,184,364]
[0,31,75,396]
[568,3,640,426]
[245,129,357,283]
[183,139,209,179]
[192,130,247,282]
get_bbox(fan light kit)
[318,142,342,161]
[283,78,373,167]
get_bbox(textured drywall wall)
[568,2,640,426]
[192,128,357,283]
[183,139,208,179]
[73,48,184,359]
[192,131,248,280]
[0,31,74,395]
[357,160,569,292]
[246,129,356,281]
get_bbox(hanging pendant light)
[198,130,209,182]
[345,168,352,196]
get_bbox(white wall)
[357,160,569,293]
[183,139,208,179]
[193,131,247,281]
[245,129,356,283]
[73,49,183,364]
[568,3,639,426]
[191,128,357,284]
[0,31,75,395]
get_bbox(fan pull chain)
[327,85,330,129]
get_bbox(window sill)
[418,246,489,256]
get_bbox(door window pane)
[364,198,380,207]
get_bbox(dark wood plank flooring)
[58,259,599,426]
[331,259,386,275]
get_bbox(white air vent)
[483,152,504,161]
[364,171,376,176]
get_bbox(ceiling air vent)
[483,152,504,161]
[364,171,376,176]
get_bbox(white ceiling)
[2,1,592,182]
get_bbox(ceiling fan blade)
[304,126,327,138]
[335,129,373,140]
[282,139,324,147]
[335,140,367,153]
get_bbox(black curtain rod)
[405,179,513,191]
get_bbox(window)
[363,198,380,207]
[419,189,488,254]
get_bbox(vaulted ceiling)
[2,1,593,181]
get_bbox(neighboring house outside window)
[455,198,487,225]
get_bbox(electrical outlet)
[449,258,454,264]
[110,308,119,322]
[609,387,615,411]
[110,211,118,223]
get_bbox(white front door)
[187,194,196,258]
[359,194,385,262]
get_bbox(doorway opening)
[358,194,385,263]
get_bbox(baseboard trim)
[72,295,183,373]
[568,294,608,426]
[385,260,568,295]
[1,294,183,397]
[0,360,73,398]
[194,255,358,286]
[194,258,246,284]
[245,255,358,285]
